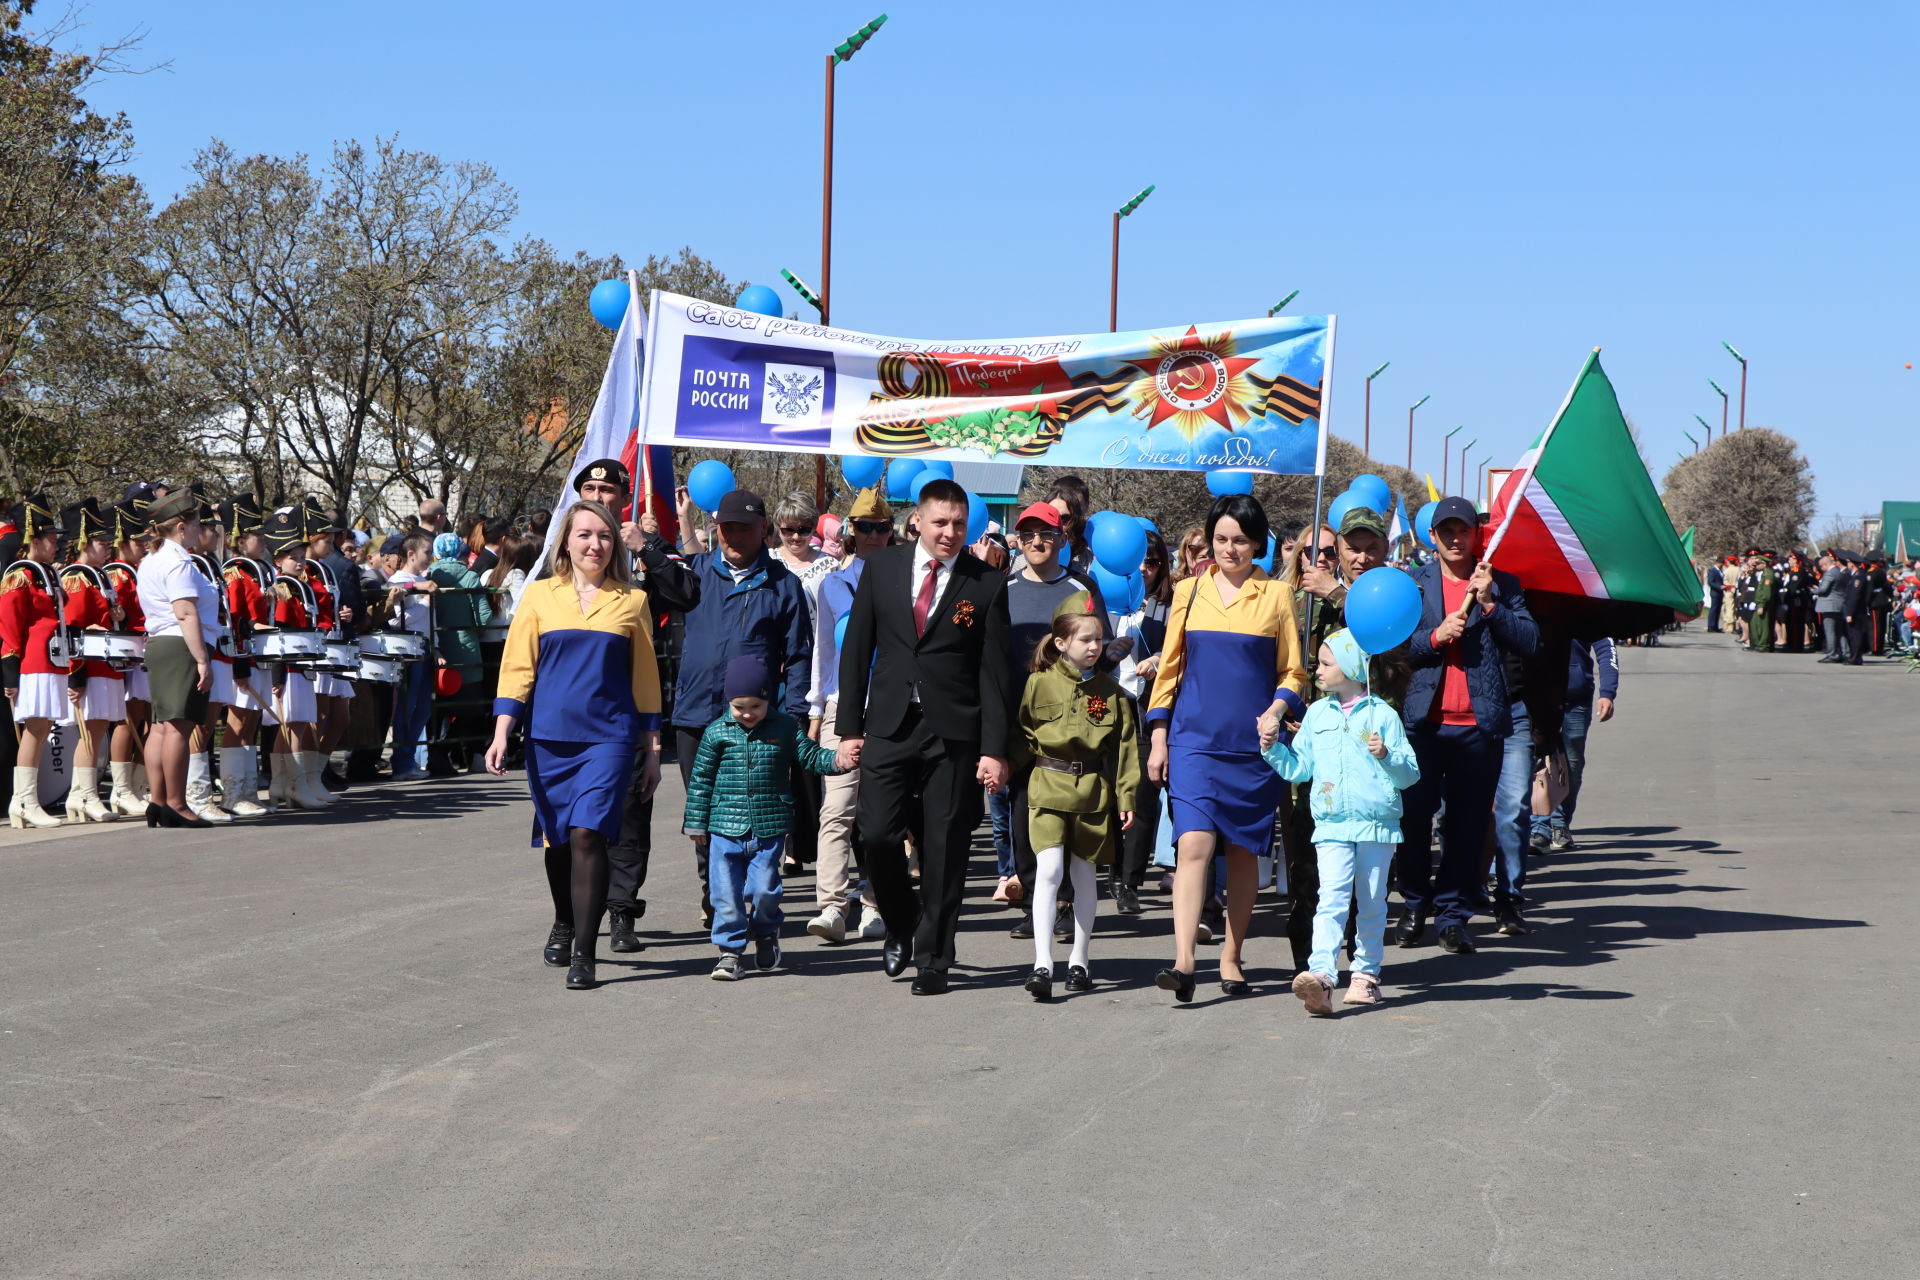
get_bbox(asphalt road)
[2,627,1910,1279]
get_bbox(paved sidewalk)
[1,627,1909,1278]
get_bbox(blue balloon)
[910,471,940,502]
[686,459,737,513]
[1349,473,1393,514]
[840,454,885,490]
[1089,510,1148,576]
[1345,566,1424,655]
[1090,563,1144,615]
[1415,500,1440,550]
[735,284,783,318]
[919,460,955,481]
[965,490,989,543]
[886,458,925,501]
[1206,469,1255,497]
[1326,490,1366,531]
[589,279,629,331]
[1254,542,1277,574]
[1135,515,1158,533]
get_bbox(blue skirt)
[526,739,636,848]
[1167,745,1282,854]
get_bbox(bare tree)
[1661,427,1815,559]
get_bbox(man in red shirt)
[1396,497,1539,954]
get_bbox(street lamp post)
[1708,379,1728,441]
[780,268,822,316]
[1405,394,1430,474]
[1110,184,1155,332]
[1460,437,1477,496]
[1476,455,1492,507]
[1683,430,1699,453]
[1441,426,1463,492]
[1363,361,1389,457]
[1693,414,1713,449]
[1722,342,1747,430]
[1267,290,1299,317]
[817,13,887,504]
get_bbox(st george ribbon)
[637,290,1334,476]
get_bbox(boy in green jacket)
[684,656,845,980]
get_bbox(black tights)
[546,828,611,961]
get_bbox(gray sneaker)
[1549,828,1574,852]
[711,954,742,981]
[754,936,782,971]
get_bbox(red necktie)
[914,560,939,637]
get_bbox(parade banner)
[637,291,1334,475]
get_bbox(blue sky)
[73,0,1918,523]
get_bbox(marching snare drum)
[358,631,428,661]
[256,629,327,662]
[308,640,361,676]
[76,631,147,669]
[358,654,405,683]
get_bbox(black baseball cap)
[1430,496,1478,531]
[715,489,766,523]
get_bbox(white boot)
[131,762,149,802]
[9,767,63,829]
[291,752,333,809]
[268,753,294,809]
[220,746,267,817]
[186,752,233,823]
[109,761,144,816]
[64,766,117,823]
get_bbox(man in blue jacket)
[1397,498,1539,954]
[669,488,814,925]
[1530,637,1618,853]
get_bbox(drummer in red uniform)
[58,500,128,824]
[2,495,70,829]
[106,498,153,815]
[261,510,332,810]
[219,496,273,817]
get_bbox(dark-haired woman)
[1145,494,1310,1000]
[1045,475,1096,575]
[134,492,219,828]
[486,501,663,992]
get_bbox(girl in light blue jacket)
[1262,629,1420,1014]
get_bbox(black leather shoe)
[1154,967,1196,1004]
[1113,882,1143,915]
[1064,965,1093,993]
[1495,907,1529,937]
[1439,925,1478,954]
[1008,915,1035,940]
[1024,967,1053,1002]
[543,923,574,967]
[910,970,949,996]
[171,808,213,829]
[1220,978,1251,997]
[1053,903,1074,942]
[608,907,642,953]
[320,766,347,793]
[882,934,910,978]
[145,802,169,828]
[565,958,597,990]
[1396,914,1427,948]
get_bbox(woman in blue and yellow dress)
[1145,494,1310,1002]
[485,500,663,992]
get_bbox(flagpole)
[1461,347,1598,613]
[1301,315,1339,661]
[630,268,650,526]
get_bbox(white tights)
[1031,846,1097,974]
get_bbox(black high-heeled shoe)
[170,807,213,829]
[1219,978,1251,997]
[145,803,169,828]
[1154,967,1197,1004]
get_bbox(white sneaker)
[859,910,888,940]
[390,767,430,783]
[806,907,848,944]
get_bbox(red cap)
[1014,501,1063,530]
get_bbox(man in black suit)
[836,478,1013,995]
[1841,551,1870,664]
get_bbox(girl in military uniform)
[2,496,70,828]
[1013,592,1141,1001]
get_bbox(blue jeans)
[1399,722,1503,929]
[1310,840,1393,978]
[388,660,434,775]
[988,786,1017,878]
[1532,701,1592,837]
[707,834,784,953]
[1491,703,1533,907]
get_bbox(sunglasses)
[850,520,890,535]
[778,525,811,537]
[1142,557,1165,567]
[1016,528,1063,542]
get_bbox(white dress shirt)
[908,542,955,617]
[136,537,221,645]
